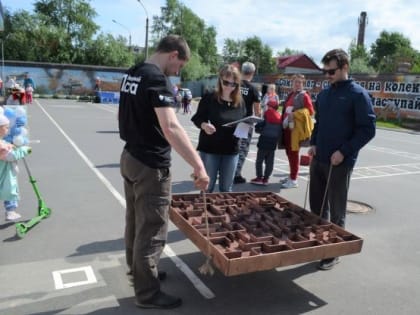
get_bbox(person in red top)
[261,84,279,114]
[280,74,314,188]
[250,100,282,185]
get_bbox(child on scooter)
[0,114,31,221]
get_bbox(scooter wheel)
[16,223,28,238]
[40,207,52,218]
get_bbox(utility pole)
[137,0,149,59]
[357,11,368,48]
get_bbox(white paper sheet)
[222,115,263,127]
[233,122,252,138]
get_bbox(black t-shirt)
[191,93,246,154]
[240,80,261,116]
[118,62,174,168]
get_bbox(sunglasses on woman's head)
[222,80,238,88]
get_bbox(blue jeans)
[235,128,253,177]
[4,200,18,211]
[199,152,239,193]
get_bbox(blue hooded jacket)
[0,146,31,201]
[310,79,376,167]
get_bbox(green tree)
[370,31,418,73]
[410,54,420,73]
[348,41,375,74]
[85,34,135,67]
[152,0,219,79]
[34,0,99,63]
[276,48,304,56]
[242,37,275,74]
[2,2,134,66]
[2,9,39,61]
[222,36,276,74]
[198,26,218,73]
[182,52,211,81]
[222,39,243,64]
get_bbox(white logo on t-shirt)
[121,74,141,95]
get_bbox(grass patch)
[376,119,402,129]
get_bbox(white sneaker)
[280,177,289,184]
[281,179,298,189]
[5,211,22,221]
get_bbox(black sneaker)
[136,291,182,309]
[318,257,340,270]
[234,176,246,184]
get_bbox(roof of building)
[277,54,321,71]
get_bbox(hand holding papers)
[222,115,263,127]
[233,122,252,139]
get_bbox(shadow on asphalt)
[4,252,325,315]
[68,238,125,257]
[95,163,120,169]
[96,130,119,134]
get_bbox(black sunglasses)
[222,80,238,88]
[322,68,339,75]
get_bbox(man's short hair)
[241,61,256,75]
[156,35,191,61]
[321,49,349,68]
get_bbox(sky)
[3,0,420,63]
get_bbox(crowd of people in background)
[171,49,374,277]
[0,34,376,310]
[1,73,36,105]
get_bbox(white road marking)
[36,102,125,206]
[186,126,420,181]
[91,102,119,113]
[36,101,215,299]
[52,266,97,290]
[164,246,215,299]
[48,104,85,108]
[368,145,420,160]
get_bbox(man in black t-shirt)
[118,35,209,310]
[234,61,261,184]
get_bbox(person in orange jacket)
[280,74,314,188]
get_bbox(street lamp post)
[137,0,149,59]
[112,19,132,49]
[1,39,4,97]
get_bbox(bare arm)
[155,107,209,190]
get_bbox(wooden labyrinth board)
[170,192,363,276]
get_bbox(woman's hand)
[201,121,216,135]
[308,145,316,157]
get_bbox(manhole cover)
[347,200,374,213]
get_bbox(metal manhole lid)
[347,200,374,213]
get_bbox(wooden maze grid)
[170,192,363,276]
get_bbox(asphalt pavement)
[0,98,419,315]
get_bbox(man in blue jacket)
[308,49,376,270]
